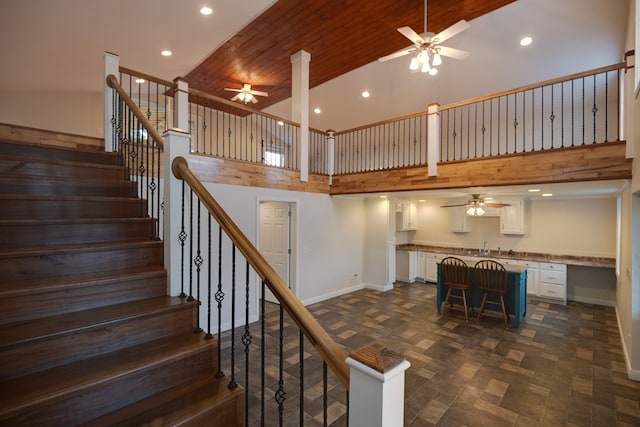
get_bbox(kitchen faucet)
[481,241,490,256]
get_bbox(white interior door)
[259,202,291,303]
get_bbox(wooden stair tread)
[0,217,153,226]
[0,138,117,162]
[81,375,241,427]
[0,332,215,419]
[0,239,162,259]
[0,174,135,186]
[0,193,142,203]
[0,267,166,298]
[0,153,124,171]
[0,296,189,348]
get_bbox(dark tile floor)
[226,281,640,426]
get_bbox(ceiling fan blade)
[397,26,424,45]
[249,97,258,104]
[224,87,243,93]
[230,93,242,101]
[485,202,511,208]
[378,46,416,62]
[249,89,269,97]
[440,203,469,208]
[431,19,470,44]
[437,45,470,60]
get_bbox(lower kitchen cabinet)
[425,252,445,283]
[538,262,567,304]
[396,250,417,282]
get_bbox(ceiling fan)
[224,83,268,104]
[441,194,510,216]
[378,0,470,74]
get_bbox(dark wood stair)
[0,133,243,426]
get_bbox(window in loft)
[264,145,284,167]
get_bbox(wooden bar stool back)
[474,260,510,328]
[440,256,473,321]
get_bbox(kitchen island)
[436,262,528,328]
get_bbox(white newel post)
[163,129,191,296]
[173,77,189,132]
[347,345,411,427]
[103,52,120,152]
[291,50,311,182]
[327,129,335,185]
[427,102,440,176]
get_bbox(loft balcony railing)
[333,62,625,175]
[439,63,624,162]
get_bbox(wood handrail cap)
[348,343,405,374]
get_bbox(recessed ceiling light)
[379,196,387,199]
[520,36,533,47]
[313,107,321,114]
[200,6,213,15]
[161,50,172,57]
[542,193,553,197]
[419,200,425,203]
[362,91,370,98]
[528,189,540,192]
[135,78,145,84]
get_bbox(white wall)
[411,198,617,258]
[0,90,103,137]
[201,182,366,306]
[364,198,392,291]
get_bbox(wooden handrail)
[171,156,350,388]
[106,74,166,150]
[119,66,176,88]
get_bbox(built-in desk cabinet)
[537,262,567,304]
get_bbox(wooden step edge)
[0,267,167,299]
[0,193,145,203]
[0,134,111,155]
[80,374,241,427]
[0,174,137,186]
[0,239,162,259]
[0,296,191,349]
[0,217,155,226]
[0,332,216,421]
[0,153,125,172]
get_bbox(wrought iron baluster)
[513,92,518,153]
[605,71,609,142]
[261,280,266,424]
[206,215,213,339]
[215,226,225,377]
[592,74,598,143]
[229,244,237,389]
[582,77,585,145]
[243,261,252,426]
[188,190,194,301]
[550,85,555,148]
[276,304,286,425]
[561,81,565,147]
[323,362,328,427]
[299,330,305,426]
[571,80,575,147]
[179,182,187,298]
[194,201,203,332]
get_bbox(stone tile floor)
[227,281,640,426]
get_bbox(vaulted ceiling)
[185,0,515,110]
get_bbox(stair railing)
[108,73,358,426]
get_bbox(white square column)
[291,50,311,182]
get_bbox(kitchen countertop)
[397,244,615,268]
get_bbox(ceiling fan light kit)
[441,194,511,216]
[224,83,268,104]
[378,0,470,75]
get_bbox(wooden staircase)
[0,130,243,426]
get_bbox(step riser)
[0,243,163,282]
[0,305,197,381]
[0,197,147,219]
[2,343,216,426]
[0,272,167,325]
[0,180,137,197]
[0,141,119,165]
[0,158,124,180]
[0,220,156,249]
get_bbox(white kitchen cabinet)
[395,250,418,282]
[500,198,525,235]
[415,251,426,280]
[396,202,417,231]
[425,252,446,283]
[448,207,469,233]
[538,262,567,304]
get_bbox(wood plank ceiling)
[185,0,515,110]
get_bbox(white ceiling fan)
[378,0,471,75]
[441,194,510,216]
[224,83,268,104]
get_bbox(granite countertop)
[396,244,615,268]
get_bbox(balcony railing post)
[327,129,335,184]
[103,52,120,152]
[163,129,191,296]
[347,344,410,427]
[173,77,190,133]
[427,102,440,176]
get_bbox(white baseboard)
[615,306,640,381]
[301,283,365,306]
[365,281,394,292]
[569,296,615,307]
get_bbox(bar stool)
[440,256,473,321]
[474,259,509,328]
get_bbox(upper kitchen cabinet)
[396,201,417,231]
[500,198,525,235]
[448,206,469,233]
